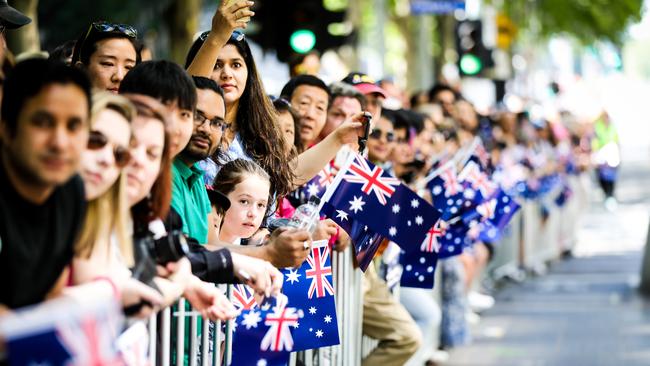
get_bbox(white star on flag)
[349,195,366,213]
[309,307,317,314]
[415,216,423,225]
[335,210,349,221]
[392,204,401,214]
[242,310,262,329]
[411,199,420,208]
[324,315,332,323]
[389,226,397,236]
[285,269,301,284]
[432,185,442,196]
[307,183,320,197]
[257,359,268,366]
[315,330,324,338]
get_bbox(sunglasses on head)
[369,128,395,142]
[87,130,132,168]
[77,21,137,62]
[199,30,245,42]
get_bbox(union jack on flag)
[2,297,124,366]
[318,161,338,187]
[341,155,401,205]
[232,284,258,311]
[306,245,335,299]
[440,164,463,196]
[421,219,445,253]
[459,160,495,198]
[261,306,301,352]
[476,198,497,221]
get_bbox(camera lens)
[153,231,189,264]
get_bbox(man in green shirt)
[172,76,228,244]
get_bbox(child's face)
[222,174,271,241]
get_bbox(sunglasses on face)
[369,128,395,142]
[194,111,229,131]
[87,130,132,168]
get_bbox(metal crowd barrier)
[145,247,368,366]
[142,182,583,365]
[485,175,585,284]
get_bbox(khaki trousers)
[361,265,422,366]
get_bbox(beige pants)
[362,265,422,366]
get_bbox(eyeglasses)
[0,25,6,35]
[199,30,245,42]
[369,128,395,142]
[87,130,132,167]
[194,111,229,131]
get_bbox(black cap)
[206,185,231,211]
[0,0,31,29]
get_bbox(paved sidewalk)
[445,161,650,366]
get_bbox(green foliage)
[38,0,168,51]
[502,0,644,45]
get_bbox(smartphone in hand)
[358,111,372,154]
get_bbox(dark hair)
[2,59,92,136]
[288,50,320,77]
[329,81,367,110]
[119,60,196,112]
[186,32,294,202]
[49,40,77,64]
[280,74,331,106]
[192,76,225,103]
[124,94,173,222]
[72,22,140,66]
[272,97,303,155]
[428,83,457,103]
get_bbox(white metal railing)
[142,181,582,365]
[146,245,367,366]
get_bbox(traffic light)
[455,20,493,77]
[249,0,354,62]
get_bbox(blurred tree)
[164,0,200,64]
[37,0,167,52]
[501,0,643,46]
[7,0,40,54]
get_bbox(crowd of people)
[0,1,608,365]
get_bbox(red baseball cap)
[342,72,387,99]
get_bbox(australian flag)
[321,201,386,271]
[231,298,300,366]
[426,162,467,220]
[297,161,339,204]
[463,188,521,243]
[281,240,340,351]
[322,153,441,262]
[399,219,443,288]
[438,221,473,259]
[458,160,496,203]
[1,297,124,366]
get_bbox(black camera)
[148,230,189,265]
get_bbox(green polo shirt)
[171,158,211,244]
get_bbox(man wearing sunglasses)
[172,76,228,245]
[0,59,91,310]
